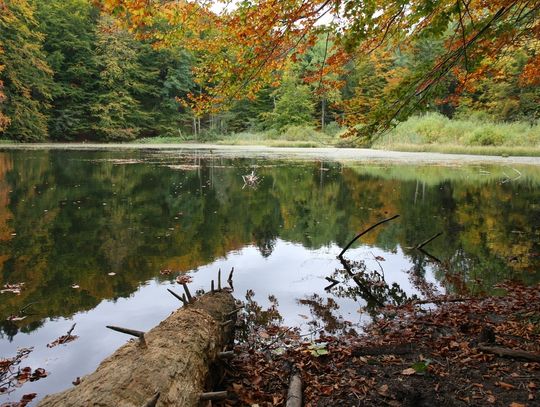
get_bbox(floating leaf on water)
[176,275,192,284]
[7,315,26,322]
[1,282,25,295]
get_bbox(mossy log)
[38,291,236,407]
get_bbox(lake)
[0,147,539,404]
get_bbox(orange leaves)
[95,0,540,123]
[520,54,540,86]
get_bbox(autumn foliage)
[97,0,540,138]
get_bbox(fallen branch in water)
[417,247,442,263]
[338,215,399,258]
[415,232,442,249]
[324,276,339,291]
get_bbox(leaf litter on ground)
[215,282,539,406]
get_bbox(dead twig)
[478,345,540,362]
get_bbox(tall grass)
[376,112,540,148]
[216,125,334,147]
[130,113,540,156]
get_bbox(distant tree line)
[0,0,538,142]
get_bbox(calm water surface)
[0,149,539,404]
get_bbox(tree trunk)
[321,98,326,130]
[38,291,236,407]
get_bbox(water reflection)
[0,149,538,404]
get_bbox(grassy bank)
[132,113,540,156]
[374,112,540,156]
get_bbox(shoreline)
[1,143,540,165]
[226,282,540,406]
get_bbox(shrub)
[281,125,322,141]
[466,126,505,146]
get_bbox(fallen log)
[38,291,236,407]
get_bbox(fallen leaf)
[486,394,496,403]
[378,384,389,396]
[496,381,516,390]
[401,368,416,375]
[509,403,525,407]
[176,275,192,284]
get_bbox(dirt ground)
[216,283,539,406]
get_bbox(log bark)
[38,291,236,407]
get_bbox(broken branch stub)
[106,325,146,348]
[167,288,187,305]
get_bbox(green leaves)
[411,359,431,374]
[0,0,53,141]
[308,342,329,357]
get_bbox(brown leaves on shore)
[217,283,539,406]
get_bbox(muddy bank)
[38,291,236,407]
[219,283,539,406]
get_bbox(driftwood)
[38,291,236,407]
[478,345,540,362]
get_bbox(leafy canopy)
[97,0,540,138]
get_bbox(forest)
[0,0,539,146]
